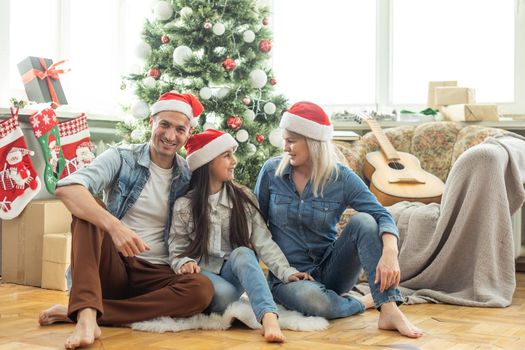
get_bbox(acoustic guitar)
[353,113,445,206]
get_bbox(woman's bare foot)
[359,293,375,310]
[39,304,72,326]
[378,302,423,338]
[64,308,101,349]
[260,312,286,343]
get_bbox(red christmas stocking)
[58,113,95,179]
[0,109,41,219]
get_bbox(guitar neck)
[364,119,400,161]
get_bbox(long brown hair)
[179,162,262,261]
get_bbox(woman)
[169,129,311,343]
[254,101,423,338]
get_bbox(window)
[272,0,523,114]
[2,0,151,118]
[273,0,376,105]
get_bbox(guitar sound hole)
[388,162,405,170]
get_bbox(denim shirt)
[57,143,191,245]
[254,156,399,276]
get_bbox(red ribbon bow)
[21,58,69,105]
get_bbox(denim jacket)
[57,143,191,245]
[254,156,399,275]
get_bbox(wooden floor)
[0,274,524,350]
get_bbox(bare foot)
[359,293,375,310]
[378,302,423,338]
[260,312,285,343]
[64,308,101,349]
[39,304,72,326]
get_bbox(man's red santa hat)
[150,91,204,127]
[185,129,238,171]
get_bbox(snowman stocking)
[29,108,66,194]
[0,109,42,219]
[58,113,95,179]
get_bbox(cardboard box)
[41,232,71,291]
[427,81,458,108]
[434,87,476,107]
[440,104,499,122]
[17,56,68,105]
[1,200,71,287]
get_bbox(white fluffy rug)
[131,298,329,333]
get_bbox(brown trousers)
[67,207,214,325]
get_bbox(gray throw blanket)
[360,135,525,307]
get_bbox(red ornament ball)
[161,35,170,44]
[256,134,265,143]
[148,67,161,80]
[203,20,212,29]
[262,17,269,26]
[269,78,277,85]
[259,39,272,53]
[227,116,242,130]
[222,58,237,71]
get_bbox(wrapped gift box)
[17,56,68,105]
[1,200,71,287]
[427,81,458,108]
[440,104,499,122]
[434,87,475,107]
[41,232,71,291]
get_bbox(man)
[39,92,214,349]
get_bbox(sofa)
[333,121,510,227]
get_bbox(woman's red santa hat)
[150,91,204,127]
[280,101,333,141]
[185,129,238,171]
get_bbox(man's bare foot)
[359,293,375,310]
[64,308,101,349]
[378,302,423,338]
[260,312,285,343]
[39,304,72,326]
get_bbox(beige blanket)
[363,135,525,307]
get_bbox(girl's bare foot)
[378,302,423,338]
[260,312,286,343]
[359,293,375,310]
[64,308,101,349]
[39,304,72,325]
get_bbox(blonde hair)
[276,130,341,197]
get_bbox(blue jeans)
[201,247,279,322]
[270,213,403,319]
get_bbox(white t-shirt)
[121,162,172,265]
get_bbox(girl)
[169,129,311,343]
[255,101,423,338]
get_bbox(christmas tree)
[119,0,287,188]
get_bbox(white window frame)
[271,0,525,115]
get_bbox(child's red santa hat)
[280,101,333,141]
[185,129,238,171]
[150,91,204,127]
